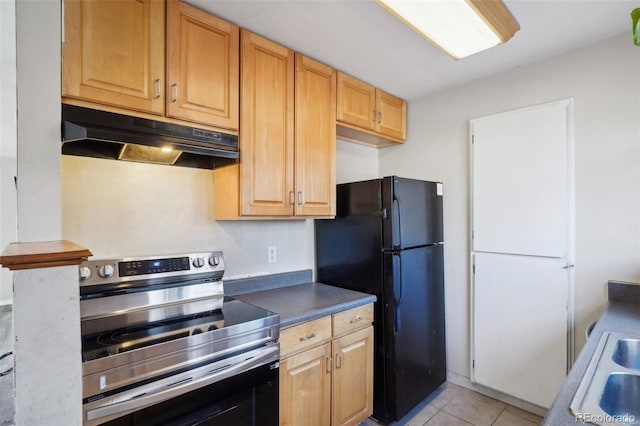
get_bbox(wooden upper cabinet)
[215,50,335,220]
[166,0,239,130]
[376,89,407,140]
[295,54,336,217]
[239,30,294,216]
[62,0,165,115]
[336,73,375,131]
[336,71,407,146]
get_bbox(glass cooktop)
[81,296,276,362]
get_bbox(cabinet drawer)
[280,316,332,358]
[332,304,373,337]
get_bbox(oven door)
[84,345,279,426]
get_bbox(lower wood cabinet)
[280,343,332,426]
[331,327,374,426]
[279,305,374,426]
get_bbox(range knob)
[79,266,91,281]
[192,257,205,268]
[208,256,220,266]
[98,264,115,278]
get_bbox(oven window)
[100,363,278,426]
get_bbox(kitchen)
[1,0,639,425]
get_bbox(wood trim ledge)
[0,240,92,271]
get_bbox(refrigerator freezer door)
[316,179,384,294]
[382,244,446,420]
[382,177,443,250]
[335,178,383,218]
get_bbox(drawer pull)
[326,357,332,373]
[336,352,343,369]
[299,333,316,342]
[349,316,363,324]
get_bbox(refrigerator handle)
[393,194,402,249]
[393,253,403,333]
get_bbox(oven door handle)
[85,344,279,422]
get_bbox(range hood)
[62,104,239,169]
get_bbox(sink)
[599,373,640,419]
[613,339,640,371]
[571,332,640,425]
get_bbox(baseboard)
[446,371,548,417]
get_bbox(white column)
[15,0,82,424]
[16,0,61,240]
[0,0,18,306]
[13,266,82,425]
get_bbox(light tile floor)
[361,382,543,426]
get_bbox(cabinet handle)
[171,84,178,103]
[299,333,316,342]
[154,79,161,99]
[336,352,343,369]
[349,316,363,324]
[378,112,382,123]
[289,191,295,205]
[297,192,303,205]
[326,357,332,373]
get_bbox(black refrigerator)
[315,176,446,423]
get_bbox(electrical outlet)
[267,246,277,263]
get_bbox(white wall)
[336,139,380,183]
[379,34,640,383]
[62,156,314,279]
[0,0,17,305]
[61,140,379,277]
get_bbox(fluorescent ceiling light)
[377,0,520,59]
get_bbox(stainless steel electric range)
[78,251,280,426]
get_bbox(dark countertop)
[233,282,377,328]
[543,281,640,425]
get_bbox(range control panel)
[78,251,224,287]
[118,257,191,277]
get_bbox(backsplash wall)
[62,140,380,281]
[61,155,314,279]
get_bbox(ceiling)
[191,0,636,101]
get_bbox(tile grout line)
[489,405,508,426]
[438,394,477,426]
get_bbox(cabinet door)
[166,0,239,129]
[280,343,332,426]
[240,30,294,216]
[294,55,336,217]
[336,72,376,131]
[375,90,406,140]
[62,0,165,114]
[332,326,374,426]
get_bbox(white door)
[470,99,574,408]
[472,252,568,408]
